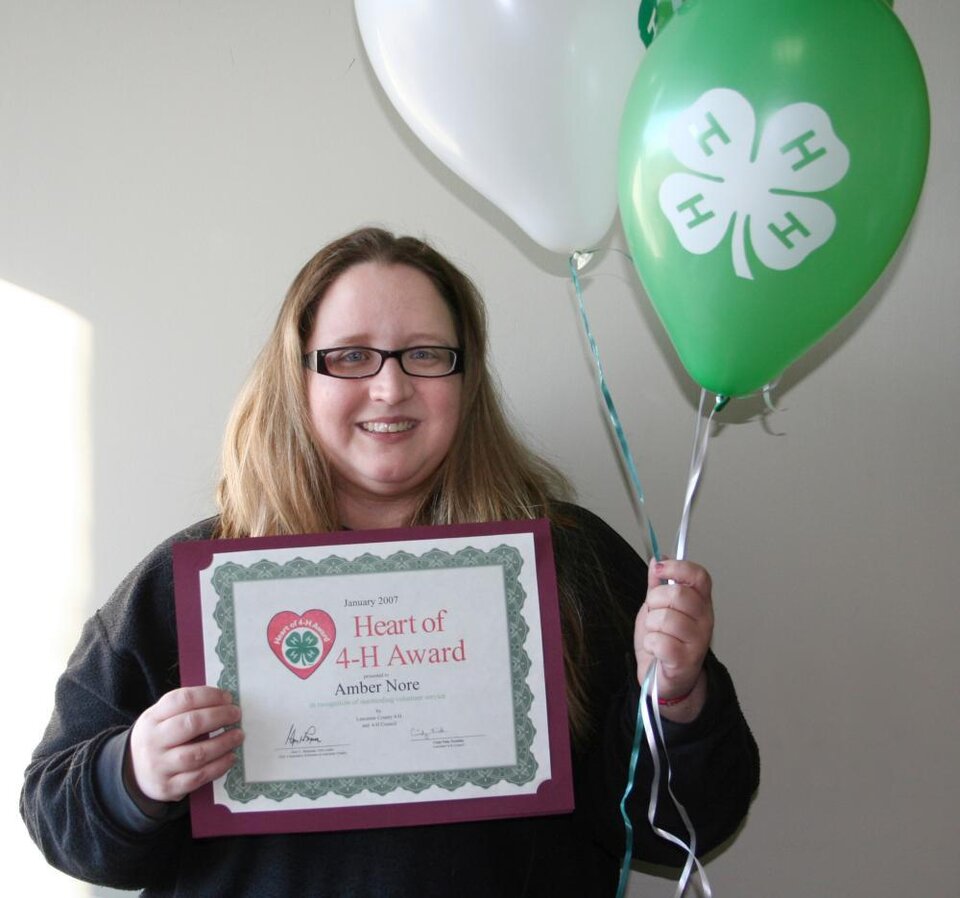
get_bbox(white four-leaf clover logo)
[659,88,850,280]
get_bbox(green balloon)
[619,0,929,397]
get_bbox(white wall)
[2,2,956,896]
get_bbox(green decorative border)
[211,544,537,803]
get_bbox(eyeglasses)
[302,346,464,379]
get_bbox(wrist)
[656,669,708,723]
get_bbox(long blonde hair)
[217,227,602,736]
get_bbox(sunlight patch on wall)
[1,279,93,896]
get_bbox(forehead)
[310,262,457,344]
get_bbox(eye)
[402,347,457,376]
[328,347,372,366]
[321,347,379,376]
[407,347,440,362]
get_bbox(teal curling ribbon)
[615,692,646,898]
[568,254,661,566]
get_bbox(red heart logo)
[266,610,337,680]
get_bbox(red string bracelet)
[658,686,695,707]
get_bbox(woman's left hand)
[635,558,714,722]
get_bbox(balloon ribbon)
[616,388,722,898]
[568,253,661,564]
[635,659,713,898]
[568,255,722,898]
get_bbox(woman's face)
[305,262,463,526]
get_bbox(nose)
[368,356,415,404]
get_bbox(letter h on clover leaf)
[658,88,850,280]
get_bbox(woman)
[22,227,759,896]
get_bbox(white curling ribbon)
[762,378,781,413]
[641,661,713,898]
[675,390,723,563]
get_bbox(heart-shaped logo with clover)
[267,610,337,680]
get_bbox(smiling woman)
[21,228,759,898]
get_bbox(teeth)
[360,421,416,433]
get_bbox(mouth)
[358,420,417,434]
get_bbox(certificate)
[173,519,573,837]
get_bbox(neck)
[337,493,419,532]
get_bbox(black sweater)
[21,505,759,897]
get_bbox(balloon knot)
[571,251,595,272]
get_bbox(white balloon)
[355,0,644,253]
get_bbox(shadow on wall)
[0,280,96,895]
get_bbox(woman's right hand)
[128,686,244,805]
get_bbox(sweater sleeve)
[19,522,213,889]
[553,504,760,867]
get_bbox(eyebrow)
[319,334,457,347]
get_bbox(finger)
[151,725,244,784]
[165,726,245,775]
[648,559,712,599]
[155,702,242,750]
[641,630,703,674]
[148,686,235,725]
[644,583,712,625]
[163,734,243,801]
[643,604,705,644]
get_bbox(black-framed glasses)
[302,346,464,379]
